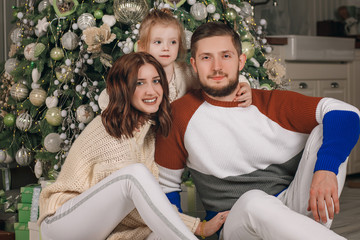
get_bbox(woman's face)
[131,63,163,114]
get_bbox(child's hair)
[138,9,186,61]
[101,52,172,138]
[191,21,242,58]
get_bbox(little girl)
[38,52,224,240]
[98,9,251,109]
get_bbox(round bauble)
[3,113,16,127]
[241,32,253,42]
[4,58,19,74]
[242,41,255,59]
[44,133,63,153]
[24,43,38,61]
[45,107,63,126]
[76,104,95,124]
[61,31,79,50]
[113,0,149,25]
[240,2,253,18]
[94,9,104,19]
[10,83,29,101]
[10,27,22,44]
[29,88,47,106]
[225,8,237,21]
[38,0,50,12]
[45,96,58,108]
[34,43,46,57]
[77,13,96,31]
[102,15,116,27]
[50,47,65,61]
[16,112,33,131]
[55,65,74,82]
[15,146,32,166]
[190,3,208,21]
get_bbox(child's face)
[131,63,163,114]
[147,24,180,68]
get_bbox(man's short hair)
[190,22,242,58]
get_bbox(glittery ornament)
[240,2,253,18]
[10,83,29,101]
[15,146,32,166]
[4,58,19,74]
[242,41,255,59]
[184,29,193,50]
[38,0,50,12]
[225,8,237,21]
[24,43,38,61]
[77,13,96,31]
[29,88,47,106]
[113,0,149,25]
[10,28,22,44]
[45,96,58,108]
[16,112,33,131]
[76,104,95,124]
[44,133,63,153]
[190,3,208,21]
[53,0,79,17]
[3,113,16,127]
[55,65,74,82]
[50,47,65,61]
[45,107,63,126]
[61,31,79,50]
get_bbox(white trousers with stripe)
[40,163,198,240]
[222,125,347,240]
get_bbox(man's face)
[190,35,246,98]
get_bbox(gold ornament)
[10,83,29,101]
[29,88,47,106]
[113,0,149,25]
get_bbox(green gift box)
[20,185,40,204]
[14,222,29,240]
[17,203,31,223]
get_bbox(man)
[155,22,360,239]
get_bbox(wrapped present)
[17,203,31,223]
[14,222,29,240]
[0,230,15,240]
[20,185,40,203]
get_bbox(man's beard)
[199,70,239,98]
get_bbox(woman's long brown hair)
[101,52,172,138]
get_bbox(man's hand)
[307,170,340,223]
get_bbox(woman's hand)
[195,211,229,238]
[234,82,252,107]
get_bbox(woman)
[38,52,225,240]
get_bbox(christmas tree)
[0,0,286,182]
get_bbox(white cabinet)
[271,45,360,174]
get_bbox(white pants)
[222,125,347,240]
[41,164,198,240]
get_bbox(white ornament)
[4,151,13,164]
[31,82,41,89]
[190,3,208,21]
[45,96,58,108]
[36,17,50,34]
[187,0,196,5]
[77,13,96,31]
[61,31,79,50]
[38,0,50,12]
[17,12,24,19]
[16,112,33,131]
[44,133,63,153]
[102,15,116,27]
[34,160,43,178]
[206,4,216,13]
[24,43,38,61]
[260,19,267,26]
[250,58,260,68]
[76,105,95,124]
[184,29,193,50]
[32,68,41,82]
[10,28,22,44]
[78,122,85,130]
[5,58,19,74]
[0,150,6,163]
[213,13,220,20]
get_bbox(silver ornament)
[34,160,43,178]
[38,0,50,12]
[61,31,79,50]
[4,58,19,74]
[16,112,33,131]
[76,104,95,124]
[29,88,47,107]
[15,146,32,166]
[10,28,22,44]
[113,0,149,25]
[77,13,96,31]
[44,133,63,153]
[10,83,29,101]
[190,3,208,21]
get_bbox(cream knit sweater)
[38,116,199,239]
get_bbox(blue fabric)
[166,191,182,213]
[315,110,360,174]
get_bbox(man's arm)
[309,98,360,222]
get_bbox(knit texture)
[38,116,199,239]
